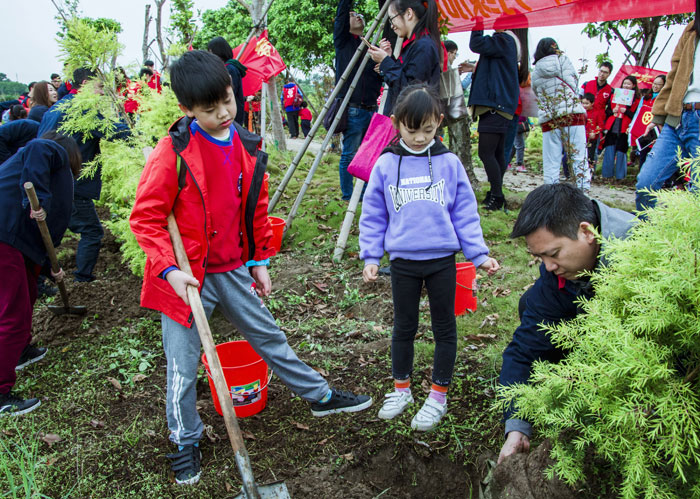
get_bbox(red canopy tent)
[437,0,694,31]
[233,30,286,96]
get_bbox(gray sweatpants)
[162,266,329,445]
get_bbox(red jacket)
[585,108,604,139]
[603,94,640,135]
[582,79,612,117]
[130,117,275,326]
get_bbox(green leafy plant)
[499,160,700,498]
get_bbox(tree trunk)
[155,0,167,70]
[142,4,152,64]
[268,77,286,151]
[447,117,478,190]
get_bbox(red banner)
[437,0,693,31]
[630,99,655,145]
[234,30,286,96]
[610,65,668,90]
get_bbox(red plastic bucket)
[268,216,285,254]
[201,341,270,418]
[455,262,477,316]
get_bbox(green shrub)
[499,161,700,498]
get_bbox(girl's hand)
[368,44,388,64]
[30,207,47,221]
[479,258,500,276]
[250,265,272,297]
[166,270,200,306]
[379,38,392,55]
[363,264,379,283]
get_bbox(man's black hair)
[50,73,60,80]
[600,61,613,72]
[169,50,231,110]
[144,60,155,67]
[443,39,458,53]
[40,131,82,177]
[510,184,596,240]
[72,68,96,90]
[582,92,595,103]
[139,67,154,79]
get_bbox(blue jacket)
[467,31,519,115]
[38,93,129,200]
[334,0,382,108]
[224,60,246,125]
[0,139,74,265]
[500,200,636,437]
[281,83,303,112]
[379,33,441,116]
[28,105,50,123]
[0,119,40,163]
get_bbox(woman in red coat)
[600,75,640,180]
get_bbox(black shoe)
[16,345,47,371]
[310,389,373,417]
[378,266,391,276]
[483,194,506,211]
[166,444,201,485]
[481,190,492,206]
[37,276,57,298]
[0,392,41,416]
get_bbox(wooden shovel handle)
[166,213,261,499]
[23,182,71,308]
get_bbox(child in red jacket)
[299,100,313,137]
[129,51,371,486]
[581,92,603,173]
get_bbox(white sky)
[0,0,686,86]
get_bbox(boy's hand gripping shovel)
[24,182,87,316]
[167,213,290,499]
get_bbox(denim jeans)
[542,125,590,191]
[601,145,627,180]
[339,106,373,200]
[389,255,457,387]
[68,198,104,282]
[513,131,527,165]
[503,114,519,166]
[636,109,700,211]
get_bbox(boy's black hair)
[207,36,234,63]
[511,184,596,240]
[392,83,441,130]
[169,50,232,110]
[300,100,308,108]
[40,130,82,177]
[72,68,96,90]
[144,60,155,67]
[139,67,154,79]
[443,39,458,53]
[600,61,613,72]
[582,92,595,103]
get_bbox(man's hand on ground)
[498,431,530,465]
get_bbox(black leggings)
[390,255,457,387]
[478,132,507,197]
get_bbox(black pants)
[301,119,311,137]
[477,112,511,197]
[390,255,457,387]
[286,110,300,138]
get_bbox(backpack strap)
[176,153,187,191]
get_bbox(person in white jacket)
[531,38,591,192]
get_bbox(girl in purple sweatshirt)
[360,84,499,431]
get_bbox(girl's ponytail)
[391,0,442,66]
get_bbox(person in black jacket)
[0,119,39,163]
[497,183,635,464]
[468,19,520,211]
[334,0,383,200]
[367,0,442,116]
[0,131,81,416]
[207,36,247,125]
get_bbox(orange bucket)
[268,216,285,254]
[455,262,477,316]
[201,341,270,418]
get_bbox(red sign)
[630,99,655,145]
[610,65,668,90]
[234,30,286,96]
[437,0,693,31]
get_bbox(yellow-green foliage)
[58,18,123,76]
[499,162,700,498]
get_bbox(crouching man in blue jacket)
[498,184,635,463]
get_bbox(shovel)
[166,213,290,499]
[24,182,87,316]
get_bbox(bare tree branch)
[155,0,167,69]
[142,4,152,64]
[235,0,253,16]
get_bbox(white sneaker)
[411,397,447,431]
[377,390,414,419]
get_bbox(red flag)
[234,30,286,96]
[610,65,668,90]
[437,0,693,32]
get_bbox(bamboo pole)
[332,35,403,263]
[282,17,386,233]
[267,0,390,213]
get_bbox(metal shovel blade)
[47,305,88,316]
[233,481,290,499]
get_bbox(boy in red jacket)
[581,93,603,173]
[129,51,371,486]
[299,100,313,137]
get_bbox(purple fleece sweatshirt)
[359,140,489,267]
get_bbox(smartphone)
[360,36,372,48]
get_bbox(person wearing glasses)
[333,0,382,200]
[49,74,62,90]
